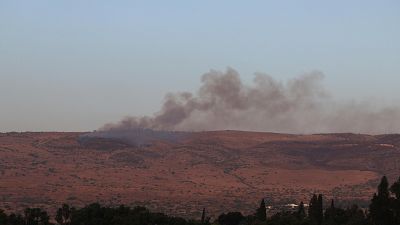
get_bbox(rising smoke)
[101,68,400,134]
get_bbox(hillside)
[1,131,400,217]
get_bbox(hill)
[1,131,400,217]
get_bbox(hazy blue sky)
[1,1,399,131]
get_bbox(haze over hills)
[1,130,400,218]
[99,68,400,134]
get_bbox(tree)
[308,194,323,225]
[316,194,323,225]
[308,194,318,224]
[56,204,71,225]
[217,212,244,225]
[369,176,394,225]
[268,211,301,225]
[7,213,24,225]
[256,198,267,222]
[324,199,335,222]
[390,177,400,199]
[345,205,367,225]
[308,194,317,215]
[378,176,390,198]
[391,177,400,225]
[324,200,349,225]
[24,208,50,225]
[0,209,7,225]
[201,208,205,224]
[296,201,306,220]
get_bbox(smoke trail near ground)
[101,68,400,134]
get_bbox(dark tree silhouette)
[390,177,400,225]
[217,212,244,225]
[316,194,323,225]
[308,194,323,225]
[55,204,71,225]
[345,204,367,225]
[201,208,206,224]
[324,199,335,222]
[0,210,7,225]
[369,176,393,225]
[390,177,400,199]
[296,201,306,220]
[256,198,267,222]
[24,208,50,225]
[308,194,318,224]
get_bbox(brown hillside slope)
[1,131,400,217]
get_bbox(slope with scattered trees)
[1,176,400,225]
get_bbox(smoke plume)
[101,68,400,134]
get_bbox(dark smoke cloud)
[101,68,400,134]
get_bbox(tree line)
[1,176,400,225]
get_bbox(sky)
[0,0,399,132]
